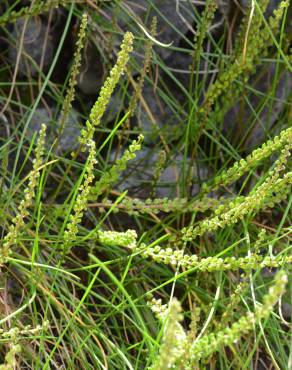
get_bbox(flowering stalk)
[183,142,291,241]
[0,320,49,370]
[89,134,144,199]
[149,298,187,370]
[129,244,292,272]
[147,272,286,368]
[98,229,137,249]
[94,195,220,216]
[202,127,292,193]
[80,32,134,145]
[190,271,287,363]
[0,124,46,264]
[63,140,97,251]
[57,13,88,141]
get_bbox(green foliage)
[0,0,70,26]
[196,0,290,140]
[0,321,48,369]
[148,271,287,368]
[189,271,287,365]
[0,0,291,368]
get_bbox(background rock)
[239,0,280,15]
[111,148,209,198]
[27,107,54,140]
[27,107,82,153]
[56,110,82,153]
[8,17,54,77]
[77,41,104,95]
[135,83,174,142]
[224,65,291,150]
[111,0,195,60]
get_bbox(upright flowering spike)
[189,271,287,365]
[80,32,134,145]
[90,134,144,200]
[63,139,97,251]
[57,13,88,141]
[150,298,187,370]
[126,17,156,125]
[0,124,46,264]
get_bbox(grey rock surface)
[216,0,231,16]
[239,0,281,15]
[57,110,82,153]
[111,148,208,198]
[27,107,82,153]
[281,302,291,321]
[112,0,195,59]
[77,41,104,95]
[103,87,126,124]
[164,50,193,90]
[8,17,54,77]
[27,107,54,140]
[135,84,174,142]
[224,65,291,150]
[246,69,291,149]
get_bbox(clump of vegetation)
[0,1,291,369]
